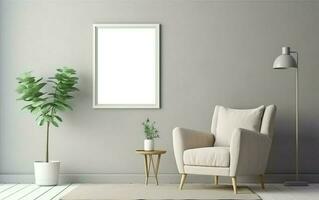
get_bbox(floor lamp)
[273,46,308,186]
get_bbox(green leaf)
[47,80,58,84]
[21,104,33,111]
[33,92,45,98]
[36,82,46,90]
[70,87,79,91]
[24,97,33,101]
[41,102,53,109]
[32,101,44,107]
[57,106,66,111]
[22,77,35,83]
[36,114,43,122]
[51,119,59,127]
[35,78,43,83]
[54,115,63,122]
[39,118,45,126]
[16,85,27,93]
[31,106,41,114]
[57,101,73,110]
[64,95,73,99]
[64,68,76,74]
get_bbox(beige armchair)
[172,105,276,193]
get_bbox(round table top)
[136,149,167,155]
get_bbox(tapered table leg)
[153,154,161,185]
[144,155,149,185]
[148,155,152,175]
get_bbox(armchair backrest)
[211,105,277,146]
[260,105,277,138]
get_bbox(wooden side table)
[136,149,166,185]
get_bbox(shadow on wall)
[267,115,319,174]
[299,116,319,173]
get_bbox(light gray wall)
[1,0,319,179]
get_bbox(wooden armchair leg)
[231,177,237,194]
[259,175,265,189]
[214,176,219,185]
[179,174,187,190]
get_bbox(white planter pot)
[34,161,60,186]
[144,139,154,151]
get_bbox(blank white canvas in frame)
[93,24,160,108]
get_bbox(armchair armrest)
[172,127,214,173]
[230,128,272,176]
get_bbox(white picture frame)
[93,24,160,108]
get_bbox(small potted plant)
[142,118,159,151]
[16,67,79,186]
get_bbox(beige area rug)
[62,184,261,200]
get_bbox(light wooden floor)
[251,184,319,200]
[0,184,318,200]
[0,184,78,200]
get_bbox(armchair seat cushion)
[183,147,230,167]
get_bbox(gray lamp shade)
[273,47,297,69]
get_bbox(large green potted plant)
[16,67,79,186]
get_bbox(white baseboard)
[1,173,319,184]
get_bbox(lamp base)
[284,181,308,186]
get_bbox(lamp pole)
[291,51,299,181]
[284,50,307,186]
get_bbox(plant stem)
[46,122,50,162]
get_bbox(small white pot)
[34,161,60,186]
[144,139,154,151]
